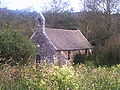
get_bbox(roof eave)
[56,47,94,51]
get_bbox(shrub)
[73,53,87,64]
[96,37,120,66]
[0,29,35,65]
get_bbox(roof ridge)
[45,28,78,31]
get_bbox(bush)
[0,29,35,65]
[96,38,120,66]
[73,53,87,64]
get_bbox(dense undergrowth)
[0,63,120,90]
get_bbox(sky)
[3,0,82,12]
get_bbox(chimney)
[36,13,45,32]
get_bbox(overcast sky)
[3,0,82,12]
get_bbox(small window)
[36,55,41,63]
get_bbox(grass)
[0,64,120,90]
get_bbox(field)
[0,63,120,90]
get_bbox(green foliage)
[96,38,120,66]
[0,29,35,65]
[84,54,100,67]
[1,64,120,90]
[21,64,78,90]
[0,8,37,37]
[44,12,77,30]
[0,64,78,90]
[73,53,87,64]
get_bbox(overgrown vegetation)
[1,64,120,90]
[73,53,87,64]
[0,0,120,89]
[0,30,35,65]
[96,37,120,66]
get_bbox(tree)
[79,0,120,66]
[0,8,37,37]
[97,36,120,66]
[0,0,7,8]
[83,0,120,13]
[82,0,120,31]
[42,0,74,29]
[43,0,73,13]
[77,11,110,47]
[44,12,77,29]
[0,0,2,7]
[78,0,120,47]
[0,29,35,65]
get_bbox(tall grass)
[0,64,120,90]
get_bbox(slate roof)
[44,28,93,51]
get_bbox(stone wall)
[54,49,92,65]
[31,28,56,63]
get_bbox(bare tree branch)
[43,0,73,13]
